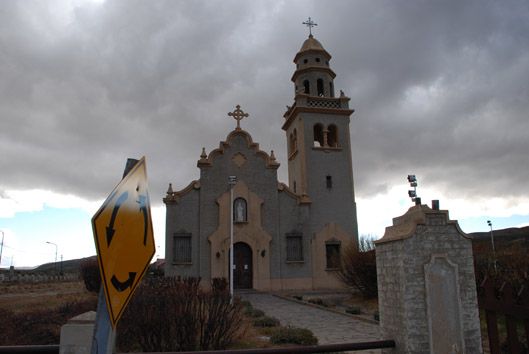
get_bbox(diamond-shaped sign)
[92,157,155,327]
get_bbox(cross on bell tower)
[302,17,318,36]
[228,104,249,130]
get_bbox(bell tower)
[282,23,358,240]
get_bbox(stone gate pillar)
[375,204,482,354]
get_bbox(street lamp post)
[46,241,58,273]
[228,176,237,302]
[486,220,497,272]
[0,230,4,269]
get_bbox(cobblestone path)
[241,292,382,353]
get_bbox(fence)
[0,345,59,353]
[0,341,395,354]
[478,277,529,353]
[0,272,77,283]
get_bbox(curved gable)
[198,129,279,170]
[163,180,200,204]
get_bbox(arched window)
[313,124,324,147]
[328,124,338,147]
[303,80,310,94]
[317,79,324,96]
[233,198,247,222]
[329,82,334,98]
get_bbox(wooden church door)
[233,242,253,289]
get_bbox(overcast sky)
[1,0,528,267]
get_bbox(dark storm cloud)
[0,0,528,207]
[310,0,529,200]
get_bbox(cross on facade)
[302,17,317,36]
[228,104,249,130]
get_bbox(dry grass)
[0,280,97,345]
[344,292,379,314]
[0,280,96,314]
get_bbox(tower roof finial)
[302,17,318,37]
[228,104,249,130]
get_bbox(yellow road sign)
[92,157,155,328]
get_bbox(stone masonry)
[375,204,482,354]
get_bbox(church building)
[164,31,359,290]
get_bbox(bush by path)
[116,277,244,352]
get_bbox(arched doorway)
[233,242,253,289]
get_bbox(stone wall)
[375,204,482,354]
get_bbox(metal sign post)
[91,157,155,354]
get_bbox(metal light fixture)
[46,241,58,273]
[407,175,420,205]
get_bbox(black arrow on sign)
[106,191,128,247]
[138,194,148,245]
[111,272,137,292]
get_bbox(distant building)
[164,34,359,290]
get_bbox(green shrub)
[345,306,361,315]
[270,326,318,345]
[307,298,325,306]
[240,300,252,310]
[253,316,280,327]
[245,308,265,318]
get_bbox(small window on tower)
[313,124,324,147]
[303,59,308,64]
[326,176,332,189]
[316,57,321,62]
[317,79,324,96]
[289,129,297,155]
[328,124,338,147]
[303,80,310,94]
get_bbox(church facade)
[164,34,359,290]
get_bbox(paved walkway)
[240,292,382,353]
